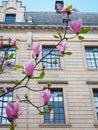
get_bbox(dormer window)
[26,16,33,23]
[5,14,16,23]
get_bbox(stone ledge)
[0,80,15,83]
[87,81,98,84]
[0,124,10,128]
[39,123,71,128]
[87,69,98,72]
[94,123,98,128]
[38,80,68,84]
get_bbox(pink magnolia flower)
[0,54,3,61]
[11,38,17,46]
[24,59,35,77]
[0,41,3,48]
[56,3,63,11]
[69,18,82,34]
[61,5,79,18]
[56,41,68,53]
[42,89,55,106]
[6,100,22,122]
[32,42,40,57]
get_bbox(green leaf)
[67,5,72,10]
[0,64,2,71]
[57,31,62,39]
[16,95,21,100]
[78,35,84,40]
[24,93,28,98]
[48,104,59,109]
[65,52,72,55]
[14,80,21,85]
[32,76,39,79]
[57,53,63,57]
[39,110,49,115]
[47,81,51,87]
[39,104,59,115]
[22,71,27,75]
[33,71,45,79]
[14,45,19,50]
[53,34,59,39]
[15,64,23,69]
[0,92,2,96]
[80,27,90,34]
[39,111,46,115]
[8,53,14,59]
[40,71,45,79]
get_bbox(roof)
[25,12,98,26]
[0,12,98,26]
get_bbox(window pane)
[0,46,16,68]
[42,46,61,69]
[93,90,98,119]
[85,47,98,69]
[5,14,16,23]
[44,89,65,124]
[0,91,13,124]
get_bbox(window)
[0,45,16,68]
[85,47,98,69]
[42,46,61,69]
[93,90,98,119]
[0,91,13,124]
[44,89,65,124]
[5,14,16,23]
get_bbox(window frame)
[0,89,13,124]
[44,88,65,124]
[87,82,98,127]
[38,80,71,128]
[93,89,98,119]
[5,14,16,23]
[85,47,98,69]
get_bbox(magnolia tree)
[0,5,89,130]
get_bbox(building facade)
[0,0,98,130]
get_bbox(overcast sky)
[0,0,98,12]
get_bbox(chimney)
[55,1,64,13]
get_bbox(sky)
[0,0,98,12]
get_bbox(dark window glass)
[5,14,16,23]
[44,89,65,124]
[85,47,98,69]
[42,46,61,69]
[0,91,13,124]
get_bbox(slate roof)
[25,12,98,26]
[0,12,98,26]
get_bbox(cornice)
[0,24,64,30]
[0,24,98,31]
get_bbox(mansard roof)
[25,12,98,26]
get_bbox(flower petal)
[24,59,35,76]
[14,100,20,117]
